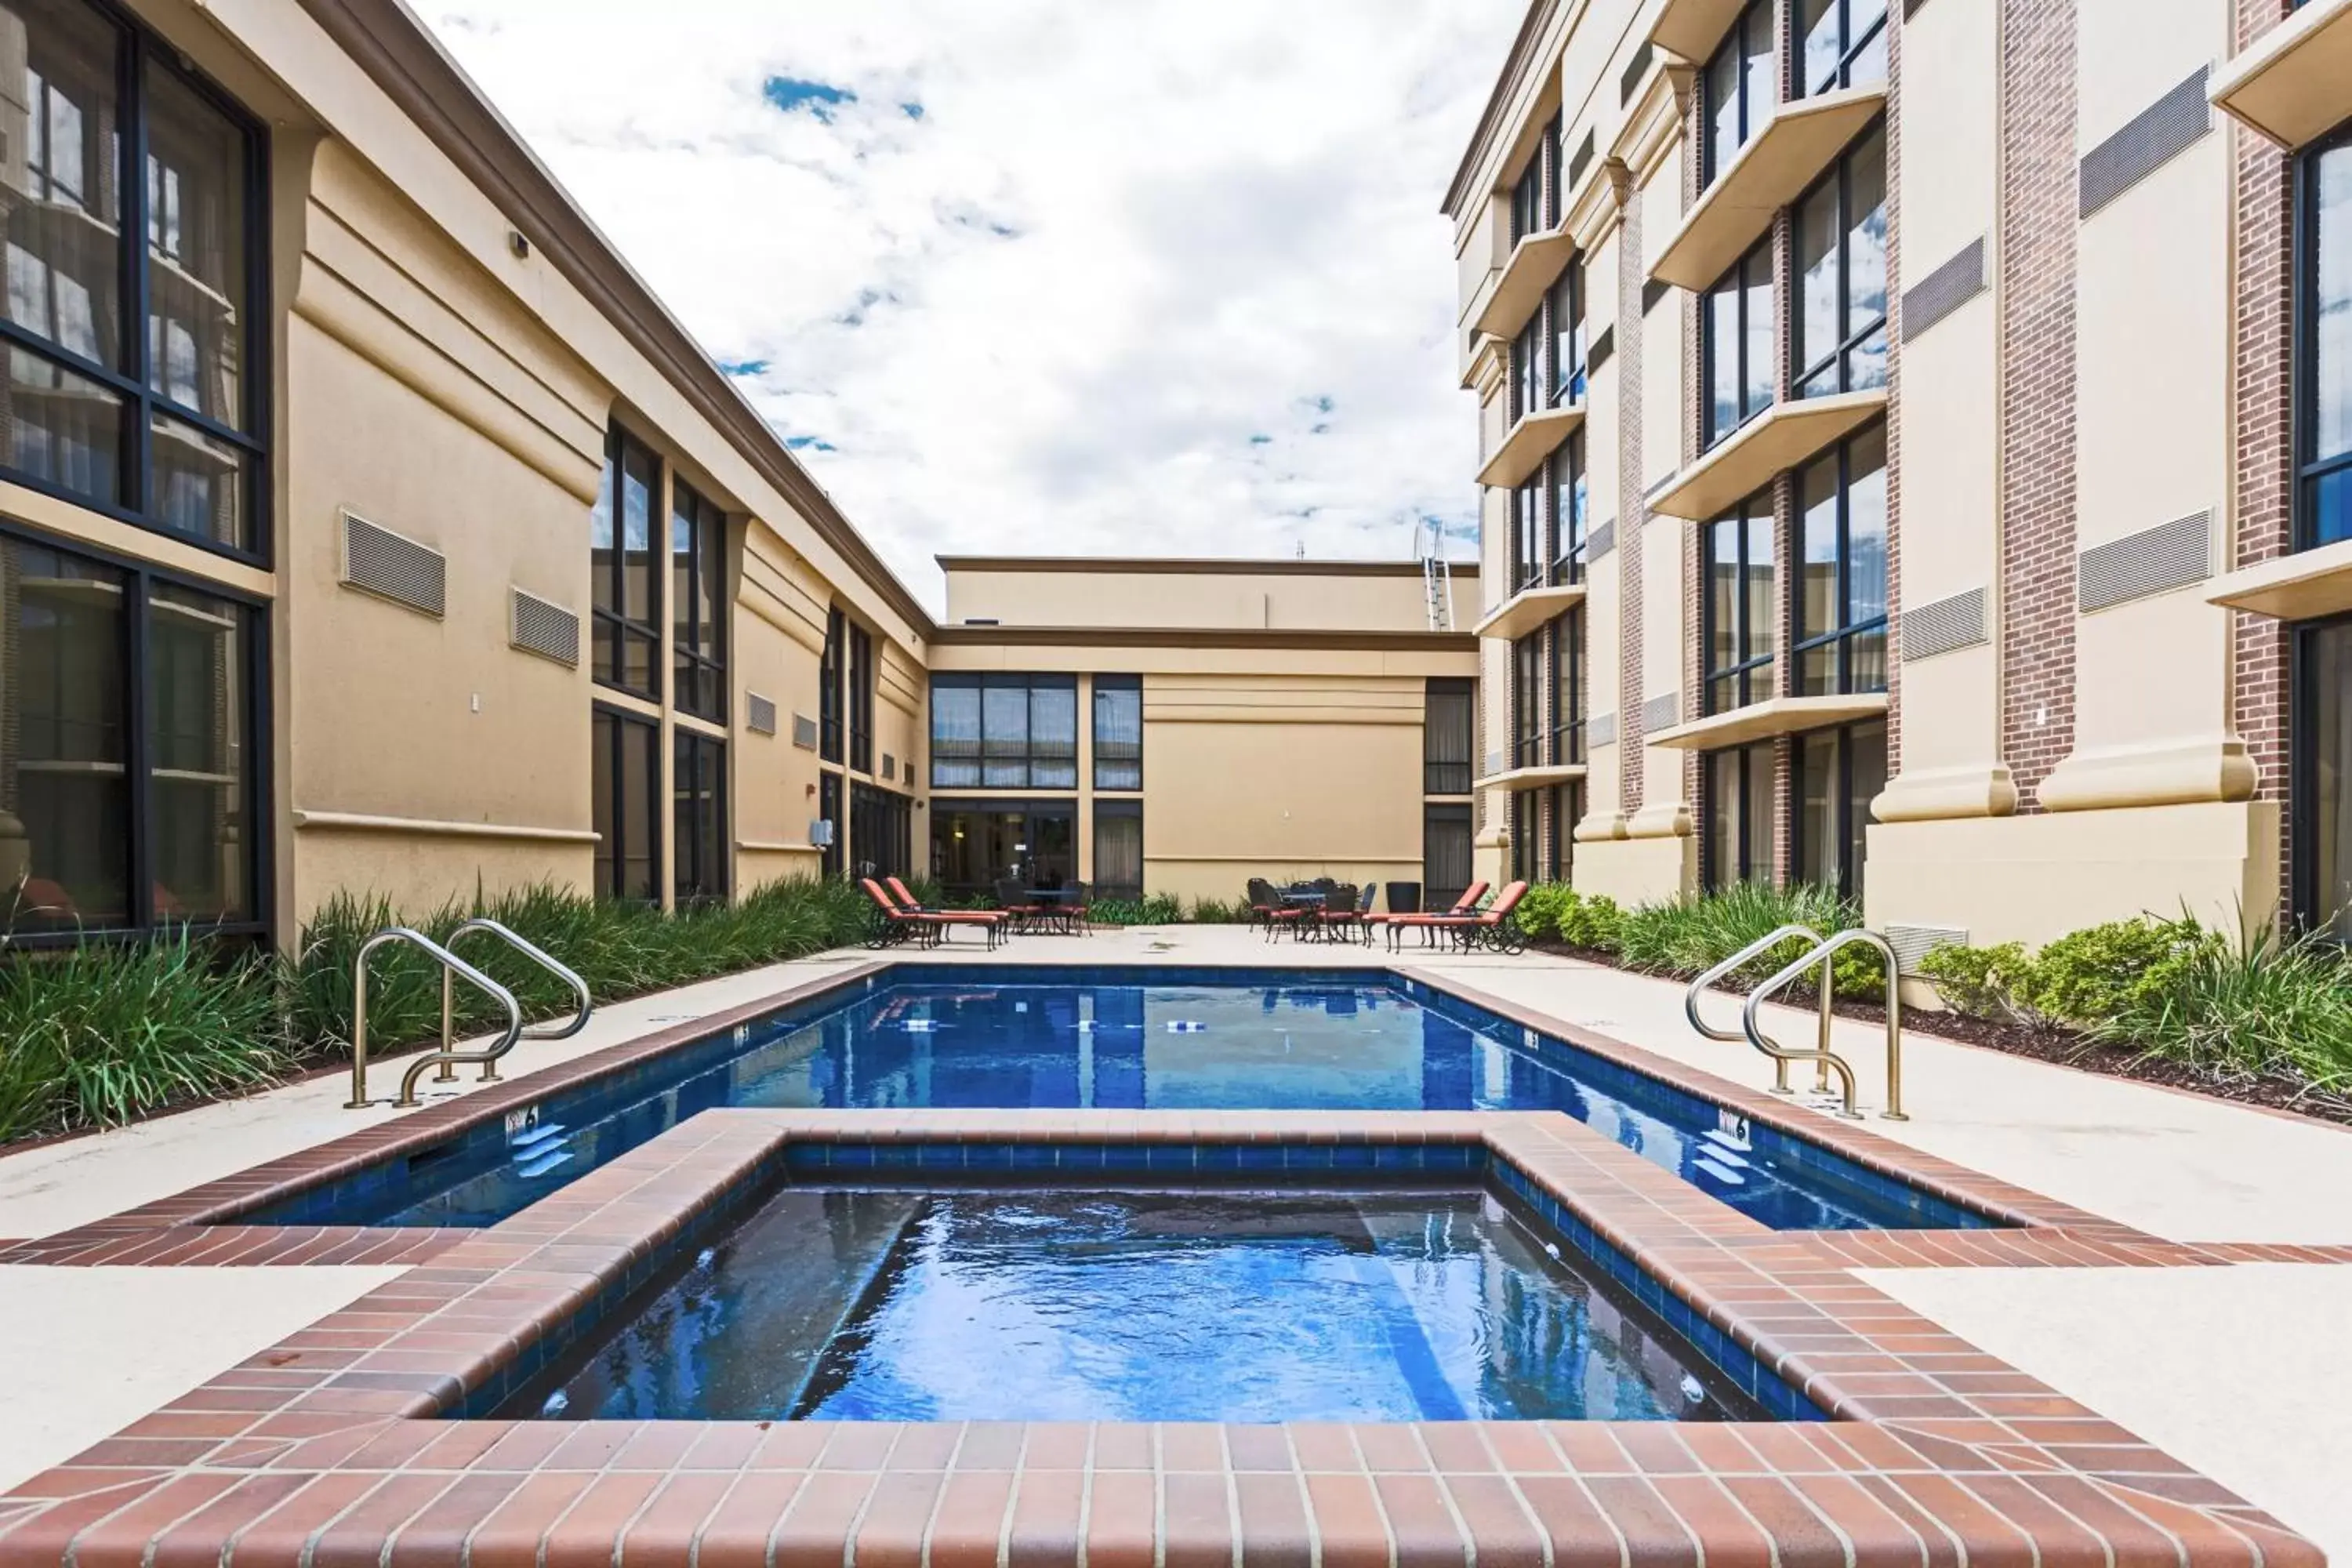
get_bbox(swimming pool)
[246,966,1998,1232]
[499,1182,1765,1424]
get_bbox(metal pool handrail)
[419,917,595,1087]
[1684,924,1829,1095]
[1741,927,1908,1123]
[345,928,521,1110]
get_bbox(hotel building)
[1445,0,2352,949]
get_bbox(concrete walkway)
[1,926,2346,1555]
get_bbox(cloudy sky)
[424,1,1521,612]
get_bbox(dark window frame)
[1510,313,1544,424]
[1092,674,1143,791]
[1791,423,1890,697]
[1512,633,1544,770]
[2294,121,2352,553]
[1702,238,1777,446]
[2292,612,2352,936]
[671,727,728,906]
[1700,0,1776,189]
[1512,474,1545,591]
[1791,124,1890,401]
[0,515,270,946]
[1789,719,1886,901]
[848,622,875,774]
[0,0,273,567]
[670,479,727,724]
[818,607,846,763]
[593,426,663,700]
[1549,431,1589,586]
[1543,781,1581,884]
[1550,608,1585,767]
[1795,0,1889,100]
[850,779,913,884]
[1551,261,1588,408]
[929,673,1080,791]
[1508,113,1562,243]
[1091,797,1144,902]
[1424,801,1474,909]
[590,702,662,905]
[1703,491,1778,715]
[818,770,843,880]
[1702,740,1778,891]
[1424,677,1475,796]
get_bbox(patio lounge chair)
[861,878,946,948]
[881,877,1009,949]
[1385,880,1530,954]
[1381,880,1490,952]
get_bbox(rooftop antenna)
[1417,519,1455,631]
[1295,539,1306,560]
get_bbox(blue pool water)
[248,967,1998,1232]
[499,1185,1763,1423]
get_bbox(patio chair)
[1065,881,1093,934]
[884,877,1009,949]
[994,877,1044,935]
[1262,882,1310,942]
[1382,880,1491,952]
[1318,884,1373,944]
[1388,881,1530,955]
[860,878,942,949]
[1246,878,1280,931]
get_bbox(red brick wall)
[2231,0,2297,911]
[1882,0,1905,782]
[1619,172,1649,811]
[1996,0,2079,808]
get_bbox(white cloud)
[424,0,1519,612]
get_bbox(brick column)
[1618,175,1648,812]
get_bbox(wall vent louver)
[340,511,445,618]
[746,692,779,736]
[2079,67,2210,219]
[2078,510,2212,612]
[791,713,819,750]
[882,753,897,781]
[1588,517,1617,562]
[1900,237,1986,343]
[507,588,579,666]
[1587,710,1617,750]
[1885,924,1967,975]
[1900,587,1987,662]
[1640,691,1679,734]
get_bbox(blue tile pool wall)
[439,1132,1827,1425]
[238,964,2004,1234]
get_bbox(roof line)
[1442,0,1554,219]
[937,554,1480,577]
[302,0,938,639]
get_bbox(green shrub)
[2025,915,2218,1026]
[1612,882,1875,995]
[1091,894,1185,927]
[0,933,292,1142]
[1558,891,1626,953]
[1917,940,2040,1022]
[1512,883,1576,941]
[2093,920,2352,1088]
[1187,896,1253,924]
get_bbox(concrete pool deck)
[1,926,2348,1557]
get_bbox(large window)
[1,528,260,939]
[1795,0,1888,99]
[1543,782,1581,884]
[1701,0,1776,187]
[848,623,874,774]
[1509,114,1559,242]
[1093,675,1142,790]
[1551,432,1589,586]
[591,428,661,699]
[673,731,727,905]
[1511,315,1543,424]
[2300,619,2352,936]
[818,608,845,764]
[1511,476,1544,591]
[851,781,912,884]
[1551,609,1585,766]
[1093,800,1142,901]
[670,481,726,723]
[1552,264,1587,408]
[1424,677,1474,794]
[0,0,267,559]
[2299,132,2352,550]
[1704,240,1777,445]
[1794,128,1889,400]
[1512,634,1544,769]
[1793,426,1889,695]
[930,673,1078,789]
[1704,741,1777,889]
[1424,804,1473,910]
[1794,721,1886,898]
[591,706,660,903]
[818,771,841,880]
[932,800,1074,895]
[1704,494,1777,713]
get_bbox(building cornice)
[1442,0,1581,220]
[938,556,1476,578]
[296,0,938,641]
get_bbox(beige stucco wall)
[942,564,1457,634]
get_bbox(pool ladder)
[1683,925,1907,1122]
[345,919,593,1110]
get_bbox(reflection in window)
[1704,493,1777,714]
[592,706,660,902]
[0,0,263,552]
[1424,803,1473,910]
[1094,802,1142,901]
[1793,425,1889,696]
[1424,677,1474,795]
[1796,0,1889,99]
[591,428,661,697]
[1550,608,1584,767]
[1704,239,1776,445]
[1093,675,1142,790]
[848,624,874,774]
[1512,633,1544,769]
[2,532,258,938]
[1704,741,1777,889]
[2301,135,2352,549]
[671,481,726,722]
[1702,0,1776,187]
[1551,263,1586,408]
[1795,721,1886,899]
[1550,430,1588,585]
[1794,126,1889,400]
[850,781,912,884]
[2305,620,2352,936]
[819,608,846,763]
[1512,474,1543,590]
[673,730,727,905]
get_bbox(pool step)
[510,1121,573,1179]
[1700,1127,1752,1164]
[1693,1156,1747,1186]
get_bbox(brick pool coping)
[0,1105,2328,1568]
[0,960,2341,1566]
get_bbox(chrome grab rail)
[345,928,522,1110]
[426,917,593,1085]
[1683,924,1828,1095]
[1741,927,1908,1123]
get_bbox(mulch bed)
[1530,939,2352,1132]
